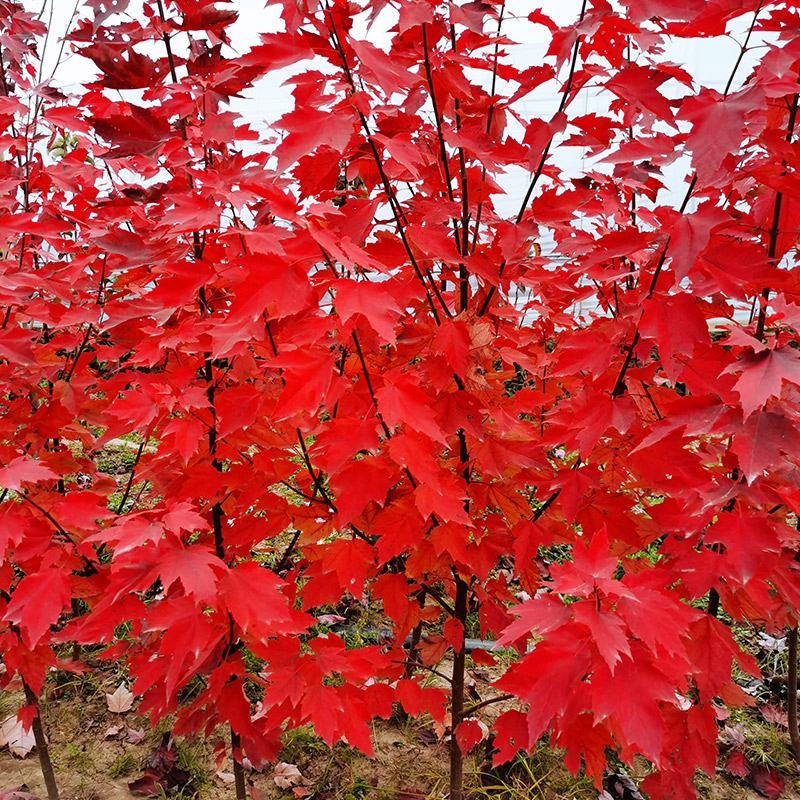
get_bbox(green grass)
[96,443,141,475]
[58,741,95,773]
[342,775,371,800]
[741,719,794,772]
[108,751,139,778]
[473,746,596,800]
[281,724,328,762]
[175,737,212,789]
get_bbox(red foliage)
[0,1,798,798]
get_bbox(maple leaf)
[0,457,57,491]
[329,456,396,526]
[731,410,800,483]
[0,715,35,758]
[86,0,130,27]
[161,502,208,534]
[218,564,299,638]
[666,203,728,282]
[639,294,708,381]
[93,103,171,157]
[681,88,758,186]
[151,545,226,602]
[491,710,529,766]
[499,595,571,645]
[616,587,699,658]
[273,106,356,169]
[725,346,800,418]
[376,374,446,443]
[759,704,788,728]
[351,38,419,93]
[87,515,164,554]
[434,320,472,375]
[4,0,799,794]
[312,416,380,474]
[272,761,306,789]
[82,43,167,89]
[162,416,206,463]
[724,749,750,779]
[605,65,676,123]
[414,475,471,526]
[3,569,70,647]
[704,511,780,583]
[590,647,677,761]
[749,765,785,800]
[549,528,618,597]
[0,328,35,365]
[685,615,758,702]
[0,789,40,800]
[395,679,447,723]
[573,603,631,673]
[497,629,592,742]
[335,279,403,344]
[455,718,487,755]
[106,683,135,713]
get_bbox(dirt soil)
[1,667,799,800]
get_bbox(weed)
[153,788,198,800]
[52,669,101,700]
[342,775,371,800]
[175,737,212,788]
[474,745,595,800]
[281,724,327,762]
[0,691,16,719]
[742,719,794,772]
[58,741,95,773]
[108,751,139,778]
[96,444,140,475]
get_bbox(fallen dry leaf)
[0,787,40,800]
[106,683,135,714]
[272,761,305,789]
[432,710,451,741]
[724,749,750,779]
[749,764,785,800]
[0,716,35,758]
[760,704,788,728]
[416,726,439,746]
[126,727,145,744]
[129,734,193,797]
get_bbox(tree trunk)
[230,728,247,800]
[23,682,59,800]
[707,588,720,617]
[788,626,799,764]
[449,577,468,800]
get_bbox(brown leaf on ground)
[0,717,35,758]
[759,704,788,728]
[273,761,308,789]
[106,683,135,713]
[0,788,40,800]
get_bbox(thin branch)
[463,693,514,717]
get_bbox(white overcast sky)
[30,0,767,217]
